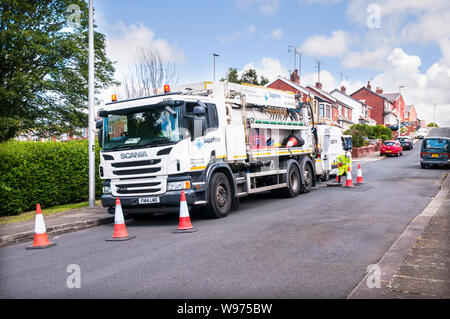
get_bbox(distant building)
[330,86,375,128]
[350,81,398,127]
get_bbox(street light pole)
[213,53,219,82]
[88,0,95,208]
[398,85,405,137]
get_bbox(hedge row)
[0,140,102,216]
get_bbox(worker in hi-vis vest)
[336,151,352,183]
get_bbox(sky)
[93,0,450,127]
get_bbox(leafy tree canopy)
[220,67,269,86]
[0,0,117,141]
[427,122,439,128]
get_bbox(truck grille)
[113,167,161,176]
[111,178,166,196]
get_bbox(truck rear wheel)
[300,163,313,194]
[204,172,232,219]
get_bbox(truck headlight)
[103,185,112,194]
[167,181,191,191]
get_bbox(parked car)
[397,136,414,150]
[416,128,428,139]
[420,137,450,169]
[380,140,403,157]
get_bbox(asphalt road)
[1,128,448,299]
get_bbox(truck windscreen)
[102,105,181,151]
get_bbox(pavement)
[0,128,448,299]
[0,207,112,247]
[384,178,449,298]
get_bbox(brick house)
[330,86,374,129]
[350,81,398,127]
[265,70,321,124]
[382,92,405,122]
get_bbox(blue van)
[420,137,450,168]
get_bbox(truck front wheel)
[204,172,232,219]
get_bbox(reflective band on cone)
[106,198,135,241]
[343,166,354,188]
[26,204,56,250]
[356,164,364,185]
[174,191,197,234]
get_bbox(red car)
[380,140,403,157]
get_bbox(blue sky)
[94,0,450,126]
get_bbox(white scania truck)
[97,81,321,218]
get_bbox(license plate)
[139,197,160,204]
[432,154,439,158]
[386,151,392,153]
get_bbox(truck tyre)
[300,162,313,194]
[204,172,232,219]
[273,160,301,198]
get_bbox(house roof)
[306,85,336,104]
[330,88,368,109]
[265,77,318,98]
[382,93,401,101]
[350,86,394,103]
[405,105,414,113]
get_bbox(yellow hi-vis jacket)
[336,154,352,176]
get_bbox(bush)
[427,122,439,128]
[380,134,389,141]
[0,140,102,216]
[345,124,393,147]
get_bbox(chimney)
[367,81,372,90]
[290,69,300,84]
[376,87,383,94]
[315,82,322,89]
[340,85,346,94]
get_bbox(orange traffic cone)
[356,164,364,185]
[343,166,354,188]
[26,204,56,250]
[106,198,135,241]
[174,191,197,234]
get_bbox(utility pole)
[434,104,437,127]
[213,53,219,82]
[88,0,95,208]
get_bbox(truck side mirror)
[193,105,206,116]
[98,128,103,148]
[96,120,103,148]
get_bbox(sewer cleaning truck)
[97,81,321,218]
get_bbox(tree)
[220,67,269,86]
[220,68,239,84]
[0,0,117,141]
[119,46,179,99]
[427,122,439,128]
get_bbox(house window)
[319,104,324,118]
[338,105,342,116]
[326,105,331,119]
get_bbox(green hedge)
[344,124,393,147]
[0,140,102,216]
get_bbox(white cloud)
[235,0,280,15]
[218,25,257,43]
[239,57,288,80]
[271,28,284,40]
[301,30,351,57]
[106,22,184,74]
[342,47,390,70]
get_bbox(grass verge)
[0,200,102,225]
